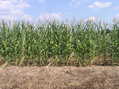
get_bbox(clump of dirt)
[0,66,119,89]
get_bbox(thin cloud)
[88,1,112,8]
[0,0,31,21]
[113,14,119,23]
[38,13,63,21]
[84,16,98,22]
[113,6,119,10]
[37,0,46,3]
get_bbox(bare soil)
[0,66,119,89]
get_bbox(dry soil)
[0,66,119,89]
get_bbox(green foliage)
[0,21,119,66]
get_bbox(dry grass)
[0,66,119,89]
[91,56,113,66]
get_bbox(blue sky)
[0,0,119,22]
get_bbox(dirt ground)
[0,66,119,89]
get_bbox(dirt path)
[0,66,119,89]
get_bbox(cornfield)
[0,21,119,66]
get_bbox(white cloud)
[88,1,112,8]
[38,13,63,21]
[0,0,31,21]
[70,0,80,8]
